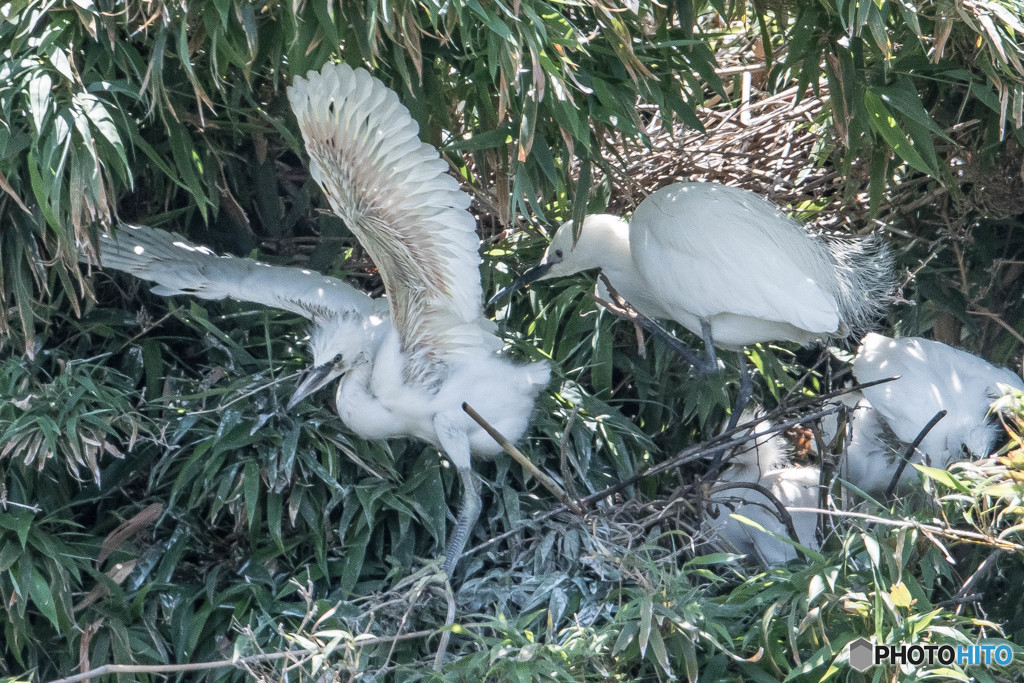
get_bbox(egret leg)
[442,465,482,576]
[726,351,754,432]
[434,414,481,576]
[642,317,719,374]
[632,316,715,373]
[699,319,719,373]
[706,352,755,481]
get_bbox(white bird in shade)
[852,332,1023,469]
[820,390,926,498]
[706,414,821,565]
[91,63,551,576]
[493,183,896,428]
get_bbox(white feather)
[288,63,499,385]
[530,182,895,350]
[88,224,380,321]
[853,333,1023,467]
[707,415,821,565]
[820,391,924,497]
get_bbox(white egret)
[819,391,925,498]
[91,63,551,575]
[853,333,1022,468]
[494,183,895,426]
[706,414,821,565]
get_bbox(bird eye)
[554,248,564,258]
[332,353,343,364]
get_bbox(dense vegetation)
[1,0,1023,679]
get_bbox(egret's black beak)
[488,262,554,305]
[287,362,337,411]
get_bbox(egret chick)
[820,391,925,498]
[495,183,895,425]
[707,415,821,566]
[92,64,551,576]
[853,333,1023,468]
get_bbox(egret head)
[287,314,377,410]
[724,414,793,479]
[489,214,628,304]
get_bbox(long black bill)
[287,362,337,411]
[487,262,554,306]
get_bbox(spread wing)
[288,63,500,384]
[88,223,379,320]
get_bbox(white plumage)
[820,391,925,498]
[289,63,502,381]
[853,333,1023,468]
[707,415,821,566]
[494,182,894,429]
[93,223,386,321]
[499,182,894,351]
[92,63,551,576]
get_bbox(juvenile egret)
[706,414,821,565]
[853,333,1022,468]
[495,183,895,424]
[820,391,925,498]
[92,63,551,575]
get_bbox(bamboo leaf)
[864,90,937,176]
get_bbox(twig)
[433,584,458,670]
[46,628,437,683]
[784,507,1024,551]
[0,499,42,512]
[885,409,947,497]
[462,403,584,515]
[708,481,808,560]
[937,593,983,608]
[466,380,898,559]
[118,309,177,353]
[592,274,711,371]
[558,404,583,502]
[185,371,304,415]
[968,309,1024,346]
[952,549,1006,605]
[780,348,832,405]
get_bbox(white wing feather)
[90,224,378,320]
[288,63,499,383]
[631,183,843,335]
[854,333,1024,463]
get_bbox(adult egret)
[853,333,1022,468]
[706,414,821,565]
[91,63,551,576]
[820,391,925,498]
[494,183,895,425]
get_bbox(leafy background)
[1,0,1024,679]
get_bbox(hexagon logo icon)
[848,637,875,672]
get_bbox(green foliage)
[1,0,1024,680]
[778,0,1024,198]
[0,0,719,352]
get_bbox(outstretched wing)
[288,63,500,383]
[89,224,378,320]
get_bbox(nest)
[601,66,1024,241]
[599,74,893,236]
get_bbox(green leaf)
[28,568,61,630]
[863,90,937,176]
[243,458,260,529]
